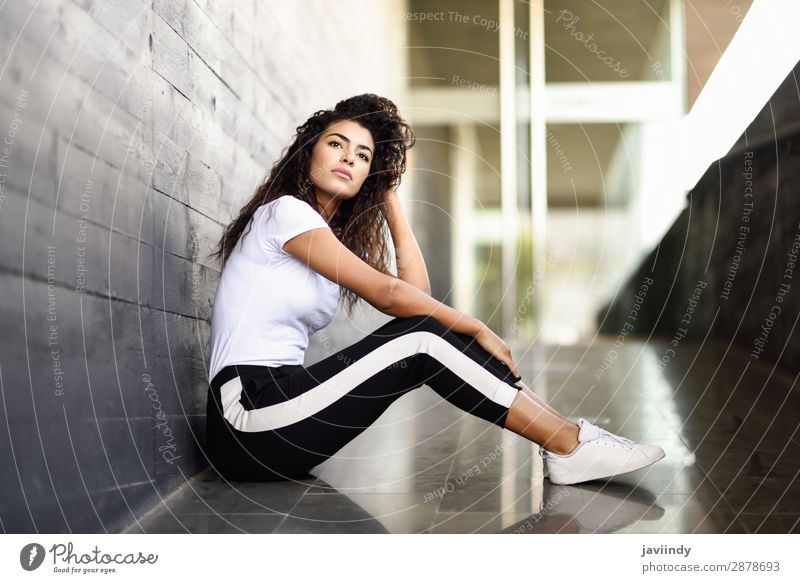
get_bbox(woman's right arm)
[282,227,520,377]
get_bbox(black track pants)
[205,315,523,481]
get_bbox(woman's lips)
[332,169,352,181]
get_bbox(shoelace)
[539,422,635,458]
[593,426,635,448]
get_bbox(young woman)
[205,94,665,484]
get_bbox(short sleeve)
[259,196,331,255]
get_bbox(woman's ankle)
[544,423,580,455]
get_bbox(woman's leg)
[444,329,580,455]
[206,315,576,481]
[504,389,580,455]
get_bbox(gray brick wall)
[0,0,404,533]
[598,61,800,380]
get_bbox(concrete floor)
[125,339,800,534]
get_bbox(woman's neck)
[314,191,341,224]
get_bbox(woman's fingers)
[505,346,520,378]
[500,353,519,377]
[477,328,520,378]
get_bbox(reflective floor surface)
[125,339,800,533]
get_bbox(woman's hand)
[474,323,520,379]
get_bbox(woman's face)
[308,119,375,200]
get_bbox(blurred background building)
[402,0,751,344]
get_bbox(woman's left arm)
[383,188,432,295]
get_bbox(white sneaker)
[541,418,665,485]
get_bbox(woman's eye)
[330,140,369,162]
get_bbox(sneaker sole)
[547,449,666,485]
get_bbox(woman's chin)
[332,188,358,199]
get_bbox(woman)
[205,93,664,484]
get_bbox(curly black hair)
[210,93,416,317]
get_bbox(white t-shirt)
[207,195,340,382]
